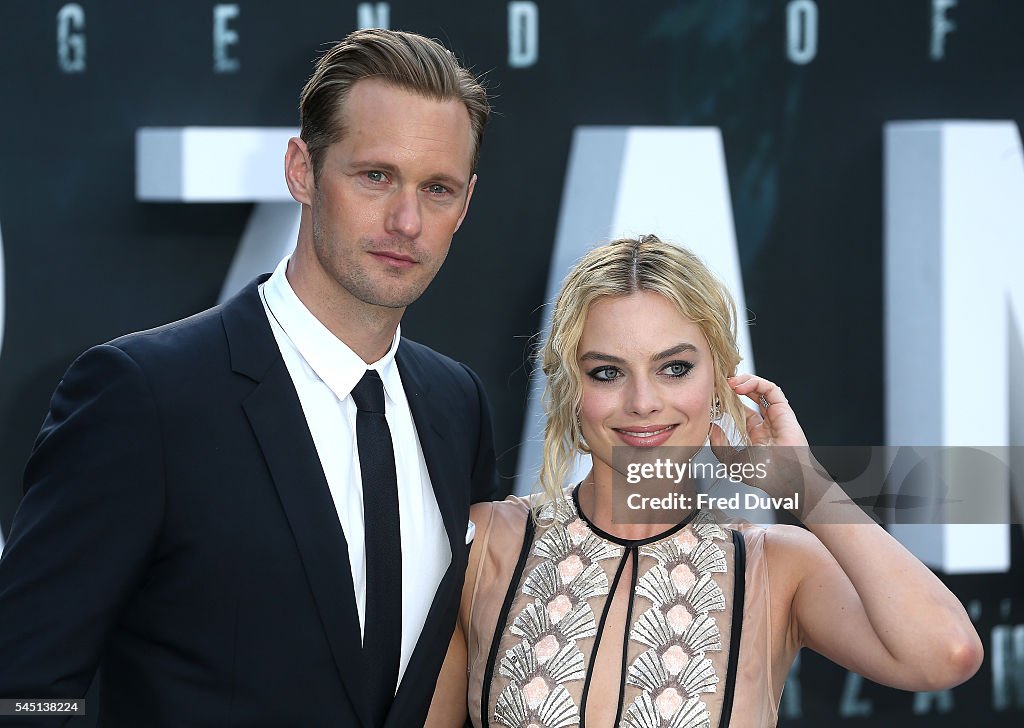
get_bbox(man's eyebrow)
[349,160,399,174]
[426,173,468,189]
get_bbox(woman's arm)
[767,501,982,691]
[720,374,983,691]
[424,622,470,728]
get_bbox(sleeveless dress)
[463,487,780,728]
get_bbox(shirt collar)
[261,256,402,403]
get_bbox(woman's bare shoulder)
[470,496,530,543]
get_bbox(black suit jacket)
[0,278,499,727]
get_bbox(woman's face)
[576,291,716,479]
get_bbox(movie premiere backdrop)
[0,1,1021,725]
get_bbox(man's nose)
[385,187,422,239]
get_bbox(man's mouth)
[370,250,417,267]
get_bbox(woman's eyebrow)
[652,343,698,360]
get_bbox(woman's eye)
[662,361,693,378]
[588,366,621,382]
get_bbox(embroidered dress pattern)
[489,497,734,728]
[621,512,729,728]
[493,500,623,727]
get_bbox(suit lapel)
[390,343,469,724]
[223,281,370,728]
[394,342,461,563]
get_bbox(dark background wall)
[0,1,1021,724]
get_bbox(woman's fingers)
[728,373,808,447]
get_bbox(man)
[0,29,497,727]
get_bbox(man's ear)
[454,173,477,233]
[284,137,315,206]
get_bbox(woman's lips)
[613,424,677,447]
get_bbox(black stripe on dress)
[579,547,631,728]
[718,528,747,728]
[480,513,536,728]
[612,546,641,727]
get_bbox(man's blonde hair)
[299,29,490,181]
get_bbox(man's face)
[308,78,477,310]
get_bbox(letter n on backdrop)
[885,120,1024,574]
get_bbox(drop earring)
[575,412,591,453]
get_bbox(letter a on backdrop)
[515,127,759,519]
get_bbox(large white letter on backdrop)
[884,120,1024,574]
[514,127,760,518]
[135,127,300,303]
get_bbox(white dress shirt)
[259,256,451,687]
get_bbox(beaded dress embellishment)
[622,512,728,728]
[490,497,732,728]
[493,499,623,727]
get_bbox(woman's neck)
[576,470,698,542]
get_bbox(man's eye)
[366,171,386,182]
[427,184,450,195]
[587,366,621,382]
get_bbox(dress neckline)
[570,482,700,547]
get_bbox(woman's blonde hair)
[538,234,749,503]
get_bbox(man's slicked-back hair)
[299,28,490,182]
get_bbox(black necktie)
[351,369,402,726]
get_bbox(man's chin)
[356,284,430,310]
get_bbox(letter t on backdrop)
[135,127,301,303]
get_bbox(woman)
[426,235,982,728]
